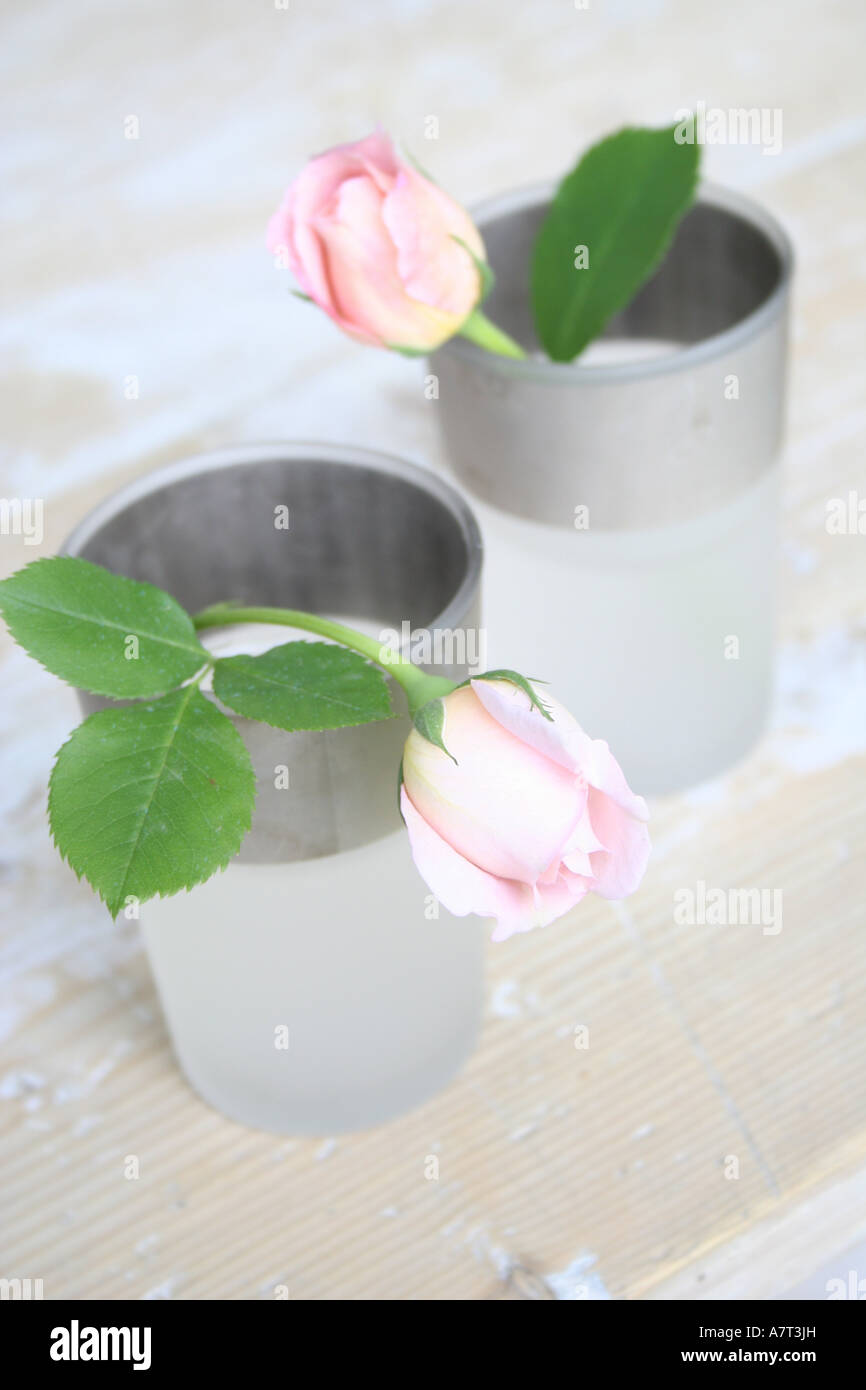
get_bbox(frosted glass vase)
[63,443,485,1134]
[141,830,483,1133]
[431,183,793,794]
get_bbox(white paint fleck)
[469,1228,514,1281]
[772,628,866,773]
[489,979,545,1018]
[141,1275,183,1300]
[545,1252,611,1301]
[73,1115,101,1138]
[490,979,522,1018]
[440,1217,465,1237]
[258,1272,288,1297]
[315,1138,336,1161]
[631,1123,655,1140]
[53,1081,86,1105]
[0,1069,46,1098]
[509,1122,539,1142]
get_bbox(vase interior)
[479,194,787,353]
[72,453,474,633]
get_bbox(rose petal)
[470,678,592,772]
[352,127,401,190]
[292,221,339,310]
[470,679,649,823]
[268,130,481,352]
[401,786,527,924]
[290,130,398,222]
[515,869,589,941]
[402,685,585,885]
[560,806,607,874]
[401,788,587,941]
[382,167,485,316]
[585,787,651,899]
[583,738,649,822]
[316,176,461,349]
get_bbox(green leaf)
[531,125,701,362]
[49,686,256,917]
[413,697,456,763]
[470,669,554,720]
[0,556,210,698]
[212,640,394,731]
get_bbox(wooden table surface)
[1,0,865,1300]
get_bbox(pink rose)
[267,130,487,352]
[400,678,650,940]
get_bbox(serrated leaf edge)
[48,689,256,918]
[0,556,210,699]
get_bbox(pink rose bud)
[400,676,650,941]
[267,129,487,352]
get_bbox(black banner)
[3,1297,861,1373]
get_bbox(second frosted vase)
[431,182,793,794]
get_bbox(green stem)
[192,603,455,715]
[458,308,527,360]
